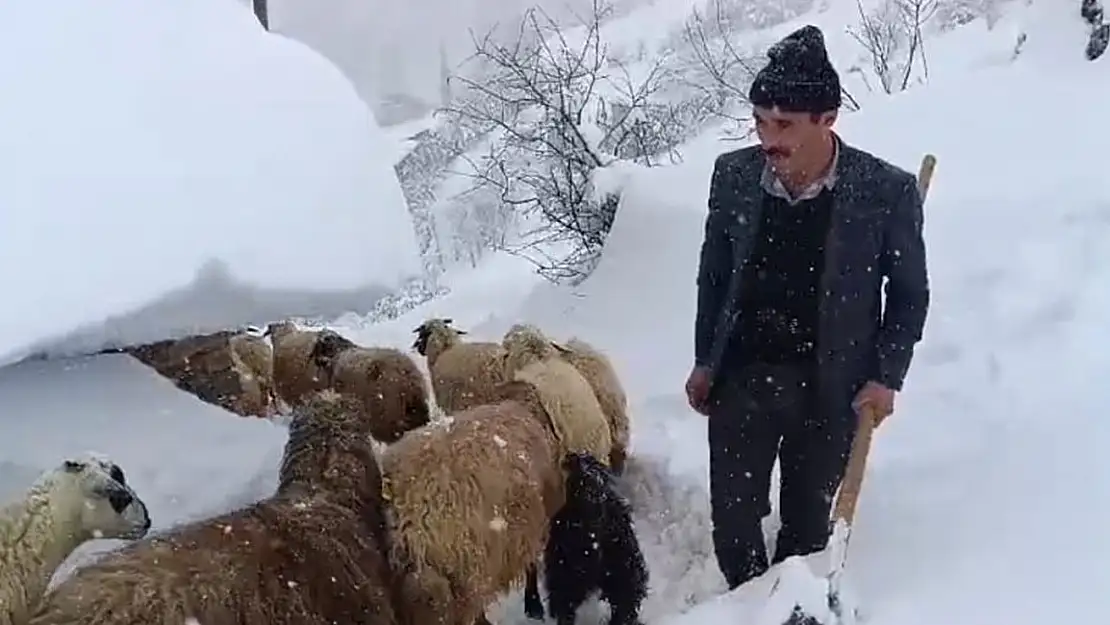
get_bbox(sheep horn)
[443,318,453,325]
[550,341,572,354]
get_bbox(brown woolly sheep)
[501,324,613,469]
[551,337,630,474]
[228,331,277,418]
[310,331,431,444]
[29,390,401,625]
[380,380,566,625]
[264,320,332,409]
[412,317,508,414]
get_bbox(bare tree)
[846,0,938,94]
[675,0,859,137]
[441,0,678,284]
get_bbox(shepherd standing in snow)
[685,25,930,590]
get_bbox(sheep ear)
[62,460,85,473]
[443,318,453,324]
[455,329,468,335]
[550,341,571,354]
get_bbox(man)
[684,24,930,590]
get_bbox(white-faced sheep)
[379,381,567,625]
[30,391,401,625]
[412,318,509,415]
[228,331,277,418]
[310,331,431,444]
[264,321,334,409]
[550,337,631,474]
[0,454,151,625]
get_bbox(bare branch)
[846,0,936,94]
[436,0,680,284]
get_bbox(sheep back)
[513,357,613,469]
[556,337,630,472]
[427,341,507,415]
[331,347,431,443]
[270,328,329,408]
[381,401,563,624]
[29,493,399,625]
[228,333,275,417]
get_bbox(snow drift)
[0,0,420,368]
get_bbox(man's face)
[753,106,836,174]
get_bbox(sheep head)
[562,451,619,508]
[411,317,464,356]
[502,323,557,375]
[50,453,151,541]
[263,320,297,341]
[278,389,382,505]
[310,330,358,374]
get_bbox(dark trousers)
[707,362,857,590]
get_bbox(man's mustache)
[763,147,790,158]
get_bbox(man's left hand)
[852,381,896,425]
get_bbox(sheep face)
[411,318,462,355]
[55,455,152,541]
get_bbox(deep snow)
[1,0,1108,624]
[0,0,420,369]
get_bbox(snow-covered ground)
[2,0,1109,624]
[0,0,420,369]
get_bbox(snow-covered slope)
[0,353,288,584]
[0,0,420,368]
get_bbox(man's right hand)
[685,365,712,416]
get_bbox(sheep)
[540,452,649,625]
[412,317,509,415]
[550,337,631,474]
[0,454,151,625]
[29,390,401,625]
[228,331,277,418]
[310,331,431,444]
[379,379,567,625]
[500,323,613,469]
[264,320,333,409]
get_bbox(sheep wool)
[227,332,276,418]
[265,321,330,409]
[311,332,431,444]
[554,337,631,474]
[380,398,564,625]
[29,392,399,625]
[502,324,613,468]
[412,318,509,415]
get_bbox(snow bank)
[0,0,420,368]
[0,353,288,584]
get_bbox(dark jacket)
[694,141,929,404]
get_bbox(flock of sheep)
[0,317,650,625]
